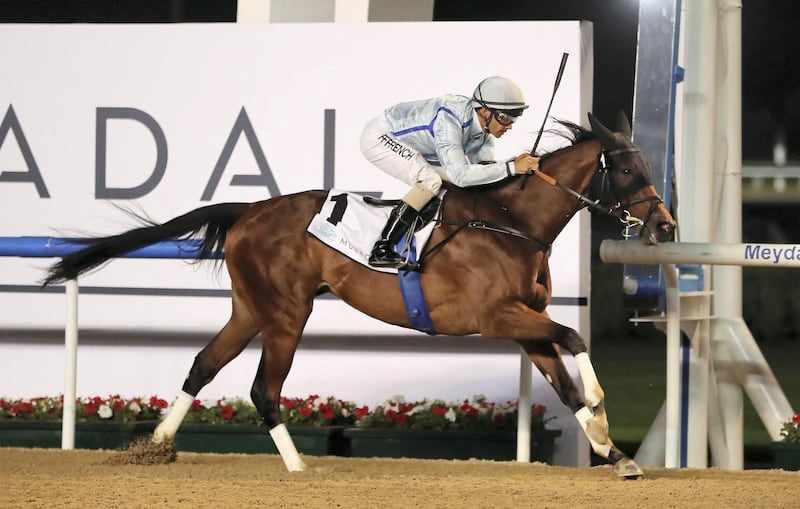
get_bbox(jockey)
[360,75,540,269]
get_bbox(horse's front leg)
[487,303,642,478]
[519,340,642,478]
[489,302,605,408]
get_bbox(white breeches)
[360,116,449,198]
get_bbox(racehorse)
[42,112,675,478]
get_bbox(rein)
[532,147,663,233]
[414,146,664,268]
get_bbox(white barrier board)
[0,22,593,465]
[1,21,591,332]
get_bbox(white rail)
[601,240,800,267]
[0,237,217,449]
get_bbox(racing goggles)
[492,109,523,126]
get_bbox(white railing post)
[662,264,681,467]
[516,350,532,462]
[61,278,79,449]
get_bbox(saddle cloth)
[306,189,437,273]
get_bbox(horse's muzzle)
[641,219,676,245]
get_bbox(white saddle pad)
[306,189,438,274]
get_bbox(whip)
[519,52,569,189]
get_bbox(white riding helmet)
[472,76,529,113]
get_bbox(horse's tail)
[41,202,251,286]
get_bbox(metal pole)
[712,0,745,470]
[61,279,79,449]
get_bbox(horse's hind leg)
[518,340,643,479]
[227,318,309,472]
[247,307,312,471]
[249,338,306,472]
[153,292,259,442]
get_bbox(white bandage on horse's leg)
[402,185,435,211]
[575,352,604,408]
[153,391,194,442]
[575,406,612,458]
[269,423,307,472]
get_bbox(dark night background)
[2,0,797,161]
[3,0,800,343]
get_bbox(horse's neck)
[491,139,601,244]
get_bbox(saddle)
[363,195,442,230]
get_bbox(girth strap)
[396,234,436,335]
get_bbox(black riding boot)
[369,202,419,268]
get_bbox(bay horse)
[42,112,675,478]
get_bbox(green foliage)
[780,414,800,442]
[354,395,552,432]
[0,395,166,422]
[182,395,358,427]
[183,397,262,425]
[280,395,358,427]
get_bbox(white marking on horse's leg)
[153,391,194,443]
[575,352,604,408]
[269,423,307,472]
[575,406,612,458]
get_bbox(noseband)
[594,148,664,236]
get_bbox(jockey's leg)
[369,184,434,268]
[360,117,441,269]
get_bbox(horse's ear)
[617,111,632,140]
[588,112,616,148]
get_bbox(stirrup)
[369,256,421,271]
[368,244,421,271]
[369,244,404,268]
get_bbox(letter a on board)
[0,105,50,198]
[201,107,280,201]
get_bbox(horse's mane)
[538,119,596,163]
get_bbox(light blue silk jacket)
[383,94,515,187]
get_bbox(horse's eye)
[623,168,632,175]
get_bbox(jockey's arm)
[433,116,512,187]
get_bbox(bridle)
[594,147,665,237]
[532,146,665,238]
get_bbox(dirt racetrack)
[1,447,798,509]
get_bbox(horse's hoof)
[613,458,643,480]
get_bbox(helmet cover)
[472,76,529,113]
